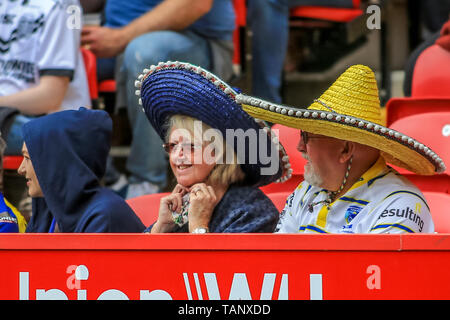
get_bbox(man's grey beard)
[302,153,323,187]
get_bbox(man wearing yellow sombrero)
[238,64,446,234]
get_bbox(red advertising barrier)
[1,234,450,300]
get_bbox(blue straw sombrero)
[135,61,292,187]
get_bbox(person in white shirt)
[238,64,446,234]
[0,0,90,155]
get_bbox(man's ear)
[339,141,355,164]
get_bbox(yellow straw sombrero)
[238,64,445,175]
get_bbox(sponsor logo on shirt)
[379,206,424,232]
[345,205,362,224]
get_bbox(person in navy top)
[19,108,145,233]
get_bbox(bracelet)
[191,227,209,234]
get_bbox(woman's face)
[167,128,216,188]
[18,143,44,198]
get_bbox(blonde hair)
[165,115,245,187]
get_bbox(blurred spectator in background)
[0,0,91,156]
[81,0,235,199]
[247,0,353,105]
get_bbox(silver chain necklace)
[308,156,353,213]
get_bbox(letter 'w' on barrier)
[310,274,323,300]
[182,272,289,300]
[183,273,193,300]
[19,272,29,300]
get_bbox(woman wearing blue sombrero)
[136,61,292,233]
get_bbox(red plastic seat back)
[3,155,23,171]
[232,0,246,66]
[290,6,363,22]
[388,112,450,193]
[404,174,450,194]
[271,124,306,175]
[423,192,450,233]
[412,44,450,97]
[98,79,116,93]
[388,112,450,175]
[266,191,291,212]
[126,192,170,227]
[385,97,450,127]
[233,0,246,27]
[80,48,98,100]
[290,0,362,23]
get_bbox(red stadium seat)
[423,192,450,233]
[3,155,23,171]
[232,0,246,67]
[266,191,290,212]
[389,112,450,175]
[80,47,98,100]
[126,192,169,227]
[412,44,450,98]
[260,124,305,193]
[98,79,116,93]
[388,112,450,193]
[385,97,450,127]
[403,174,450,195]
[290,0,362,23]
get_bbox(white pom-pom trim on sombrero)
[237,94,446,175]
